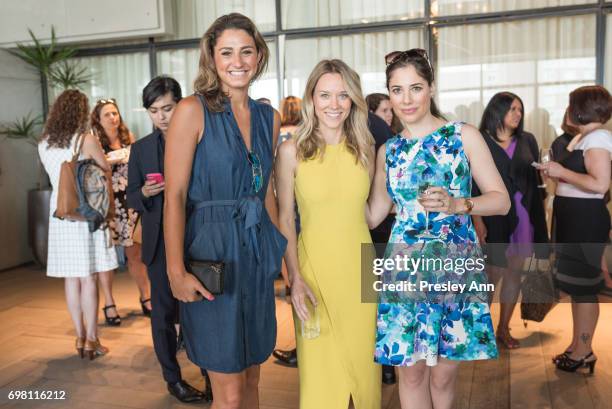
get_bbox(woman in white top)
[38,90,118,359]
[537,85,612,374]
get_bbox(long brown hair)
[41,90,89,149]
[294,59,373,167]
[91,100,131,149]
[193,13,269,112]
[385,49,445,120]
[280,96,302,126]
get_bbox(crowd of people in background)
[37,11,612,409]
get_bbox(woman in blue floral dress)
[366,49,511,409]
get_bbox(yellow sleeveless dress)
[294,142,381,409]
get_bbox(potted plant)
[0,114,49,265]
[2,27,90,266]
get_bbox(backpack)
[54,133,114,232]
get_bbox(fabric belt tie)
[190,196,263,264]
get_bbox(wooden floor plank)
[0,264,611,408]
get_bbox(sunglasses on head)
[96,98,117,105]
[384,48,430,66]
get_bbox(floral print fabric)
[375,122,498,367]
[110,160,137,246]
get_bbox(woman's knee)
[245,365,260,389]
[209,372,246,409]
[430,364,459,391]
[79,275,97,288]
[398,363,428,388]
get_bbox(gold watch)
[464,198,474,214]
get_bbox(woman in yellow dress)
[276,59,381,409]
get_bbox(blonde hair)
[193,13,269,112]
[294,59,374,167]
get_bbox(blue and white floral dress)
[374,122,498,367]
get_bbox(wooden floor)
[0,264,610,409]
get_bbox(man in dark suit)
[127,76,210,403]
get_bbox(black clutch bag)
[185,259,225,295]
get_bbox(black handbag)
[185,260,225,295]
[520,256,558,326]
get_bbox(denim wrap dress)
[181,95,287,373]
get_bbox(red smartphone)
[146,173,164,184]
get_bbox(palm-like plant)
[49,61,92,90]
[0,113,43,146]
[5,26,78,118]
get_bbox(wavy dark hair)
[193,13,269,112]
[91,100,131,149]
[365,93,389,112]
[385,49,445,120]
[41,90,89,149]
[479,92,524,142]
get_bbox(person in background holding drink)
[276,59,381,409]
[537,85,612,374]
[127,76,210,403]
[472,92,549,349]
[91,98,152,324]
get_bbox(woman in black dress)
[473,92,549,349]
[538,86,612,373]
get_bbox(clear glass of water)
[300,298,320,339]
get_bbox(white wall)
[0,0,172,46]
[0,52,42,269]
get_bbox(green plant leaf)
[0,113,43,146]
[49,61,91,89]
[3,26,77,76]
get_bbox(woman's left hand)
[419,187,457,214]
[534,161,565,179]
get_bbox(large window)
[432,0,595,16]
[170,0,276,39]
[284,29,424,98]
[281,0,424,29]
[606,13,612,93]
[71,53,152,138]
[157,41,279,107]
[67,2,608,144]
[437,14,596,148]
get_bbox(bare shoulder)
[459,123,482,142]
[277,137,297,159]
[272,108,281,123]
[82,131,99,147]
[176,95,203,116]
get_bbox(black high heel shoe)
[552,349,572,364]
[140,298,152,317]
[102,304,121,326]
[555,352,597,374]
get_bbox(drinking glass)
[416,182,439,239]
[300,298,320,339]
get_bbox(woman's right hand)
[168,271,214,302]
[290,273,317,322]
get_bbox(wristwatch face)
[466,199,474,213]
